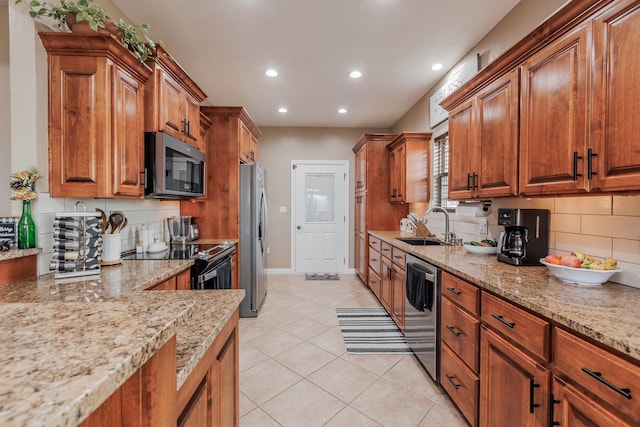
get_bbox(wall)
[258,126,387,271]
[389,0,640,288]
[6,1,179,275]
[0,6,10,216]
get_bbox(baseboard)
[265,268,356,275]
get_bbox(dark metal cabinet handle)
[587,148,598,179]
[549,394,560,426]
[467,173,473,190]
[491,314,516,328]
[472,172,478,190]
[581,367,632,399]
[446,287,461,296]
[445,374,461,390]
[371,258,378,263]
[573,151,583,181]
[529,378,541,413]
[446,325,461,337]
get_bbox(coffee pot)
[496,209,549,266]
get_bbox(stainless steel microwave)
[144,132,206,199]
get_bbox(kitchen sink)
[396,237,444,246]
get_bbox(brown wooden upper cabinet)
[40,33,151,199]
[240,120,259,163]
[145,46,207,152]
[387,132,431,204]
[448,71,519,201]
[442,0,640,199]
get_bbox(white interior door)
[292,161,348,273]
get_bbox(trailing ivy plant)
[113,19,157,62]
[15,0,111,32]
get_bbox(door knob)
[297,225,301,229]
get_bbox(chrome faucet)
[423,207,457,243]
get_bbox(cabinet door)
[391,263,405,331]
[215,330,238,427]
[183,94,200,147]
[250,134,258,162]
[551,377,633,427]
[476,70,519,198]
[178,379,208,427]
[591,1,640,192]
[380,257,392,312]
[519,24,590,196]
[112,65,145,198]
[480,326,549,427]
[355,231,366,281]
[368,268,382,301]
[448,99,477,200]
[239,122,253,163]
[355,148,367,191]
[176,269,192,290]
[48,55,107,198]
[389,144,405,203]
[147,276,177,290]
[159,70,185,140]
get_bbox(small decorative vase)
[18,200,37,249]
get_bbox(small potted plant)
[14,0,112,33]
[113,19,157,62]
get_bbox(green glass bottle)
[18,200,37,249]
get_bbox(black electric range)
[122,242,236,289]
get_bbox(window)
[432,133,458,209]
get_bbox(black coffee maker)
[497,208,550,266]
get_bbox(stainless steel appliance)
[405,254,441,381]
[497,208,550,266]
[239,163,268,318]
[122,242,235,289]
[167,216,193,244]
[144,132,205,199]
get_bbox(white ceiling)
[118,1,520,127]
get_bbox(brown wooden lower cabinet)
[146,268,191,291]
[177,308,240,427]
[79,335,177,427]
[480,325,550,427]
[367,268,382,302]
[441,342,479,426]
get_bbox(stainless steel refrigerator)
[239,163,267,317]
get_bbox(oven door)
[194,256,232,290]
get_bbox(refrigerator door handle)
[259,186,268,255]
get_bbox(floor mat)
[336,307,411,354]
[305,273,339,280]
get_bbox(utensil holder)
[102,233,122,265]
[50,201,103,279]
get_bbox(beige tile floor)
[239,274,468,426]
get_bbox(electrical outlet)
[267,246,271,254]
[479,219,488,234]
[279,206,287,213]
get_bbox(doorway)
[291,160,349,273]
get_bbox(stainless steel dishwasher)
[405,254,441,382]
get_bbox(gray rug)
[336,307,411,354]
[305,273,339,280]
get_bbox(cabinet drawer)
[441,298,480,373]
[380,241,393,258]
[368,268,382,300]
[368,248,381,276]
[442,272,480,316]
[391,246,406,267]
[481,291,550,360]
[554,327,640,421]
[441,343,479,427]
[369,236,381,251]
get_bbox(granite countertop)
[0,247,42,262]
[370,230,640,362]
[0,258,244,427]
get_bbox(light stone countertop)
[370,230,640,363]
[0,258,244,427]
[0,247,42,262]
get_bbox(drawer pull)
[446,325,461,337]
[371,258,378,262]
[445,374,461,390]
[446,287,461,296]
[581,367,632,399]
[549,394,560,426]
[491,314,515,329]
[394,255,403,260]
[529,378,540,413]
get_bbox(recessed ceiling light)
[338,108,348,114]
[431,63,443,71]
[265,69,278,77]
[278,107,287,113]
[349,70,362,79]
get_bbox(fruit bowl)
[539,259,622,286]
[462,243,498,255]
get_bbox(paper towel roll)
[454,202,491,223]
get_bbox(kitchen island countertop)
[370,230,640,363]
[0,258,244,427]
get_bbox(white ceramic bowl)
[539,258,622,286]
[462,244,498,255]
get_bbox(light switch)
[479,219,488,234]
[279,206,287,213]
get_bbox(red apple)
[560,255,581,268]
[544,255,561,265]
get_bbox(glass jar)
[18,200,37,249]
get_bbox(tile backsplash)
[410,195,640,289]
[34,193,180,275]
